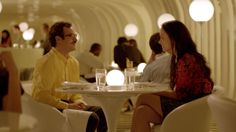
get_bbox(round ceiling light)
[157,13,175,29]
[189,0,214,22]
[124,23,138,37]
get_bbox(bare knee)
[134,105,162,124]
[136,94,151,106]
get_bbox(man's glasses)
[64,33,77,38]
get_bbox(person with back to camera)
[114,37,129,71]
[126,39,145,67]
[76,43,104,83]
[140,32,171,84]
[131,20,214,132]
[32,21,107,132]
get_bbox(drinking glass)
[95,69,107,90]
[124,68,136,90]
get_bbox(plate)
[134,82,170,91]
[61,81,96,90]
[106,85,127,91]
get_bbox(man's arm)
[32,60,69,110]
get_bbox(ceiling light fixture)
[157,13,175,29]
[189,0,214,22]
[124,24,138,37]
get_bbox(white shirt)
[76,51,104,78]
[140,53,171,84]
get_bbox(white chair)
[212,85,225,95]
[152,95,211,132]
[21,93,69,132]
[208,94,236,132]
[21,91,92,132]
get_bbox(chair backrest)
[212,85,225,95]
[21,93,68,132]
[208,94,236,132]
[153,95,211,132]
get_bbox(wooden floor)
[117,111,218,132]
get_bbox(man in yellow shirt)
[32,21,107,132]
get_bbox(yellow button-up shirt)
[32,48,83,109]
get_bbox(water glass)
[124,68,136,90]
[95,69,107,90]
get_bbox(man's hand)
[68,102,87,110]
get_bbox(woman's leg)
[131,105,162,132]
[136,93,163,116]
[131,94,163,132]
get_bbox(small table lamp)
[106,69,125,86]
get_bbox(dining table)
[56,82,170,132]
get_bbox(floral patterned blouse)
[175,53,213,101]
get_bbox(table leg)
[90,96,130,132]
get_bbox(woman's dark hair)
[49,22,72,47]
[1,30,11,45]
[161,20,213,89]
[149,32,163,54]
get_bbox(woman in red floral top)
[131,20,213,132]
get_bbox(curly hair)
[49,22,72,47]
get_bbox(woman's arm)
[0,51,21,113]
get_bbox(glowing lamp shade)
[157,13,175,28]
[23,28,35,41]
[0,1,2,13]
[189,0,214,22]
[137,63,146,73]
[106,70,124,86]
[124,24,138,37]
[19,22,29,32]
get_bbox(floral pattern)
[175,53,213,101]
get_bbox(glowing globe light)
[28,28,35,34]
[106,70,125,86]
[124,24,138,37]
[137,63,146,73]
[23,28,35,41]
[189,0,214,22]
[157,13,175,28]
[19,22,29,32]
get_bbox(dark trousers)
[85,106,107,132]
